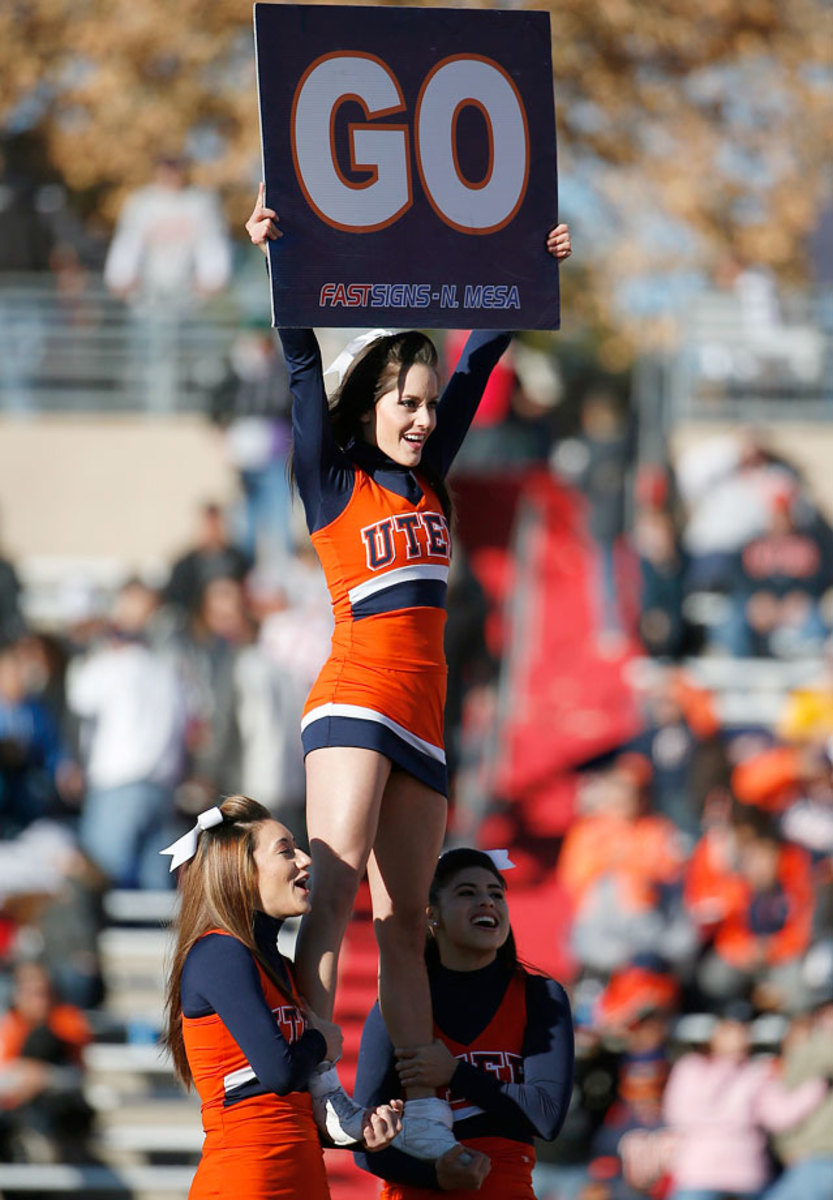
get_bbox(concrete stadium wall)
[0,415,238,573]
[2,415,832,584]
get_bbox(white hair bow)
[160,806,224,872]
[324,328,397,387]
[483,849,515,871]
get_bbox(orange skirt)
[380,1136,536,1200]
[189,1109,330,1200]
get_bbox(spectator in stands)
[172,575,255,805]
[692,812,815,1013]
[630,466,691,658]
[557,754,695,977]
[718,485,832,658]
[103,156,231,306]
[0,639,72,836]
[0,960,95,1164]
[67,579,189,889]
[211,324,296,568]
[551,387,632,640]
[0,145,54,272]
[661,1010,826,1200]
[103,155,232,410]
[765,999,833,1200]
[0,519,24,644]
[589,958,679,1197]
[776,640,833,747]
[674,429,803,594]
[630,668,727,838]
[163,501,253,618]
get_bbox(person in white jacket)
[68,580,188,889]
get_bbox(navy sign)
[254,4,560,329]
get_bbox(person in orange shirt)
[557,754,694,976]
[246,185,572,1161]
[697,821,815,1011]
[161,796,401,1200]
[0,959,93,1163]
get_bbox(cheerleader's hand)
[436,1144,491,1191]
[245,181,282,256]
[546,223,571,260]
[395,1039,457,1089]
[304,1009,343,1065]
[361,1099,404,1151]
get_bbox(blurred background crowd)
[0,1,832,1198]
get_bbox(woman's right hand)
[436,1144,491,1191]
[305,1009,344,1064]
[245,182,281,256]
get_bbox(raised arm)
[424,222,571,478]
[245,185,353,532]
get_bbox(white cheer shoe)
[392,1096,459,1160]
[307,1062,366,1146]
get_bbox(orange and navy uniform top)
[353,958,574,1196]
[279,327,512,797]
[180,914,326,1145]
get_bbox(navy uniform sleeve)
[352,1001,440,1189]
[423,330,514,478]
[450,975,574,1140]
[277,328,355,532]
[181,933,327,1095]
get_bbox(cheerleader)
[246,187,571,1163]
[353,847,575,1198]
[161,795,401,1200]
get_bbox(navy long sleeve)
[353,962,574,1188]
[180,914,326,1096]
[278,327,513,534]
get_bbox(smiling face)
[361,361,439,467]
[252,820,312,920]
[429,865,510,970]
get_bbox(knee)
[375,904,427,960]
[310,868,361,925]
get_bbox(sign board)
[254,3,560,328]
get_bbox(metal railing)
[0,274,242,414]
[633,286,833,461]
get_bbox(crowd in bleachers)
[524,420,833,1199]
[1,145,832,1196]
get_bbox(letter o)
[415,56,530,234]
[291,53,412,232]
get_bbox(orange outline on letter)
[415,54,530,236]
[291,51,413,234]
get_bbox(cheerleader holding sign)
[246,184,571,1167]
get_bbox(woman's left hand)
[395,1039,458,1089]
[546,223,571,260]
[361,1098,404,1151]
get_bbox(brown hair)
[162,795,297,1087]
[302,330,453,520]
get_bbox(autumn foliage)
[1,0,830,331]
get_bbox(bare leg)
[295,746,391,1018]
[367,770,447,1100]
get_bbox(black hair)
[330,331,452,521]
[425,847,519,972]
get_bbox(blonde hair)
[162,795,296,1087]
